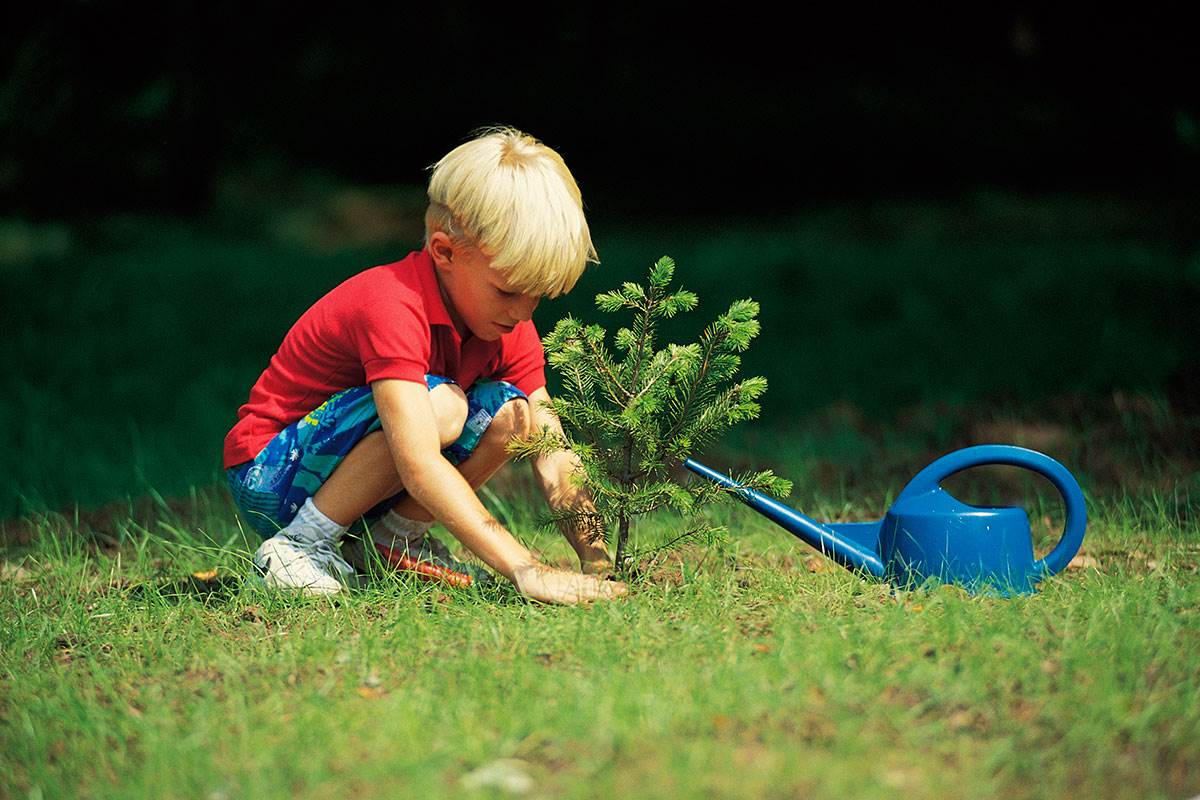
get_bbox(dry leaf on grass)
[948,709,975,730]
[1068,554,1100,570]
[1,562,33,582]
[805,557,836,574]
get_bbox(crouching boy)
[222,127,624,605]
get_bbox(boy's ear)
[428,231,456,269]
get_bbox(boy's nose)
[513,294,540,320]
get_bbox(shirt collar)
[413,248,454,329]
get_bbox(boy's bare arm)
[371,379,624,602]
[526,387,614,574]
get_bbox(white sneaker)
[253,532,355,596]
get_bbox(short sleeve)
[350,291,430,385]
[494,320,546,395]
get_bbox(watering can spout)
[683,458,887,578]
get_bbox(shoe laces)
[294,535,355,578]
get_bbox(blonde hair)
[424,126,598,297]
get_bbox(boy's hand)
[512,564,627,605]
[527,387,622,572]
[579,555,615,576]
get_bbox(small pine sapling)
[508,255,791,571]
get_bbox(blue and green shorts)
[225,376,526,538]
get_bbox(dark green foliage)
[4,197,1192,519]
[508,256,791,568]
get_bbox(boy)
[223,127,625,605]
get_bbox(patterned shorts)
[225,376,526,538]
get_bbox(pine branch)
[631,523,726,563]
[576,327,632,404]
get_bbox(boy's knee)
[489,397,532,443]
[429,383,469,448]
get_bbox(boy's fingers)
[600,579,628,598]
[575,574,626,602]
[580,557,614,576]
[513,564,627,604]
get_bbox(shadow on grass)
[126,573,245,605]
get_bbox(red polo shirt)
[222,249,546,468]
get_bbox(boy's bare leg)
[314,389,524,527]
[311,382,467,526]
[313,391,533,531]
[387,397,531,523]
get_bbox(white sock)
[284,497,348,544]
[373,510,432,549]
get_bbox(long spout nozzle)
[684,458,886,578]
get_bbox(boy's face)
[429,232,541,341]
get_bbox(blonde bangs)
[426,127,598,298]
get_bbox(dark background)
[2,5,1197,516]
[3,5,1197,219]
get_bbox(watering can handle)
[895,445,1087,577]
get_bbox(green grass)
[2,424,1197,799]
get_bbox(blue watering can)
[685,445,1087,596]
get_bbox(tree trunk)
[615,514,630,572]
[616,427,635,572]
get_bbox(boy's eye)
[498,288,520,299]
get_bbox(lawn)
[2,398,1197,799]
